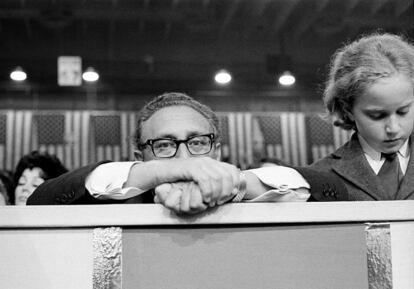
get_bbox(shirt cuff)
[247,166,311,202]
[85,161,147,200]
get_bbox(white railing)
[0,201,413,289]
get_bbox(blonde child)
[311,33,414,200]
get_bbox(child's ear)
[134,150,143,161]
[344,107,355,121]
[347,112,355,121]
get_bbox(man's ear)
[213,142,221,161]
[134,150,144,161]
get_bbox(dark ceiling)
[0,0,412,95]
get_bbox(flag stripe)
[236,113,246,167]
[296,114,307,166]
[56,145,64,162]
[81,112,89,167]
[289,113,299,165]
[5,112,14,170]
[228,113,237,165]
[0,145,4,170]
[97,146,104,161]
[244,113,253,166]
[280,113,291,164]
[113,145,121,161]
[72,112,81,169]
[266,144,275,158]
[121,113,128,160]
[64,112,73,169]
[23,113,32,153]
[129,113,137,160]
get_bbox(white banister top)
[0,201,414,228]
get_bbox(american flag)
[256,113,308,166]
[218,114,230,162]
[306,115,352,163]
[91,115,122,162]
[35,113,66,161]
[1,110,33,171]
[63,111,91,169]
[0,110,139,171]
[217,112,255,169]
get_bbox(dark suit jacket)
[27,161,349,205]
[311,133,414,201]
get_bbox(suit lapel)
[395,135,414,200]
[331,133,386,200]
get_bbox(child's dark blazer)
[311,133,414,201]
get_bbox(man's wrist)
[232,170,247,202]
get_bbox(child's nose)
[385,116,400,134]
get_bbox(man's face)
[138,105,221,161]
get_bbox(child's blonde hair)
[324,33,414,130]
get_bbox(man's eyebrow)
[153,134,177,139]
[154,131,209,139]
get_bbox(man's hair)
[133,92,221,148]
[323,32,414,130]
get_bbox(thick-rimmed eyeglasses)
[138,133,215,158]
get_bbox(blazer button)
[69,191,75,198]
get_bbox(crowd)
[1,32,413,214]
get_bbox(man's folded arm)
[27,161,349,205]
[79,162,349,203]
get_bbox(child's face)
[351,73,414,154]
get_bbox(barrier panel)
[0,201,413,289]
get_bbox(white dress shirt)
[86,162,311,202]
[358,135,410,175]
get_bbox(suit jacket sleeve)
[27,161,120,205]
[294,167,349,201]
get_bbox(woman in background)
[14,151,67,205]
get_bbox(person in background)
[0,170,14,205]
[28,92,349,213]
[311,33,414,200]
[14,151,68,205]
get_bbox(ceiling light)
[278,71,295,86]
[214,69,232,85]
[10,67,27,81]
[82,67,99,82]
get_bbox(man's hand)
[126,157,240,207]
[156,157,240,206]
[154,181,208,215]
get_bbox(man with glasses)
[28,92,349,213]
